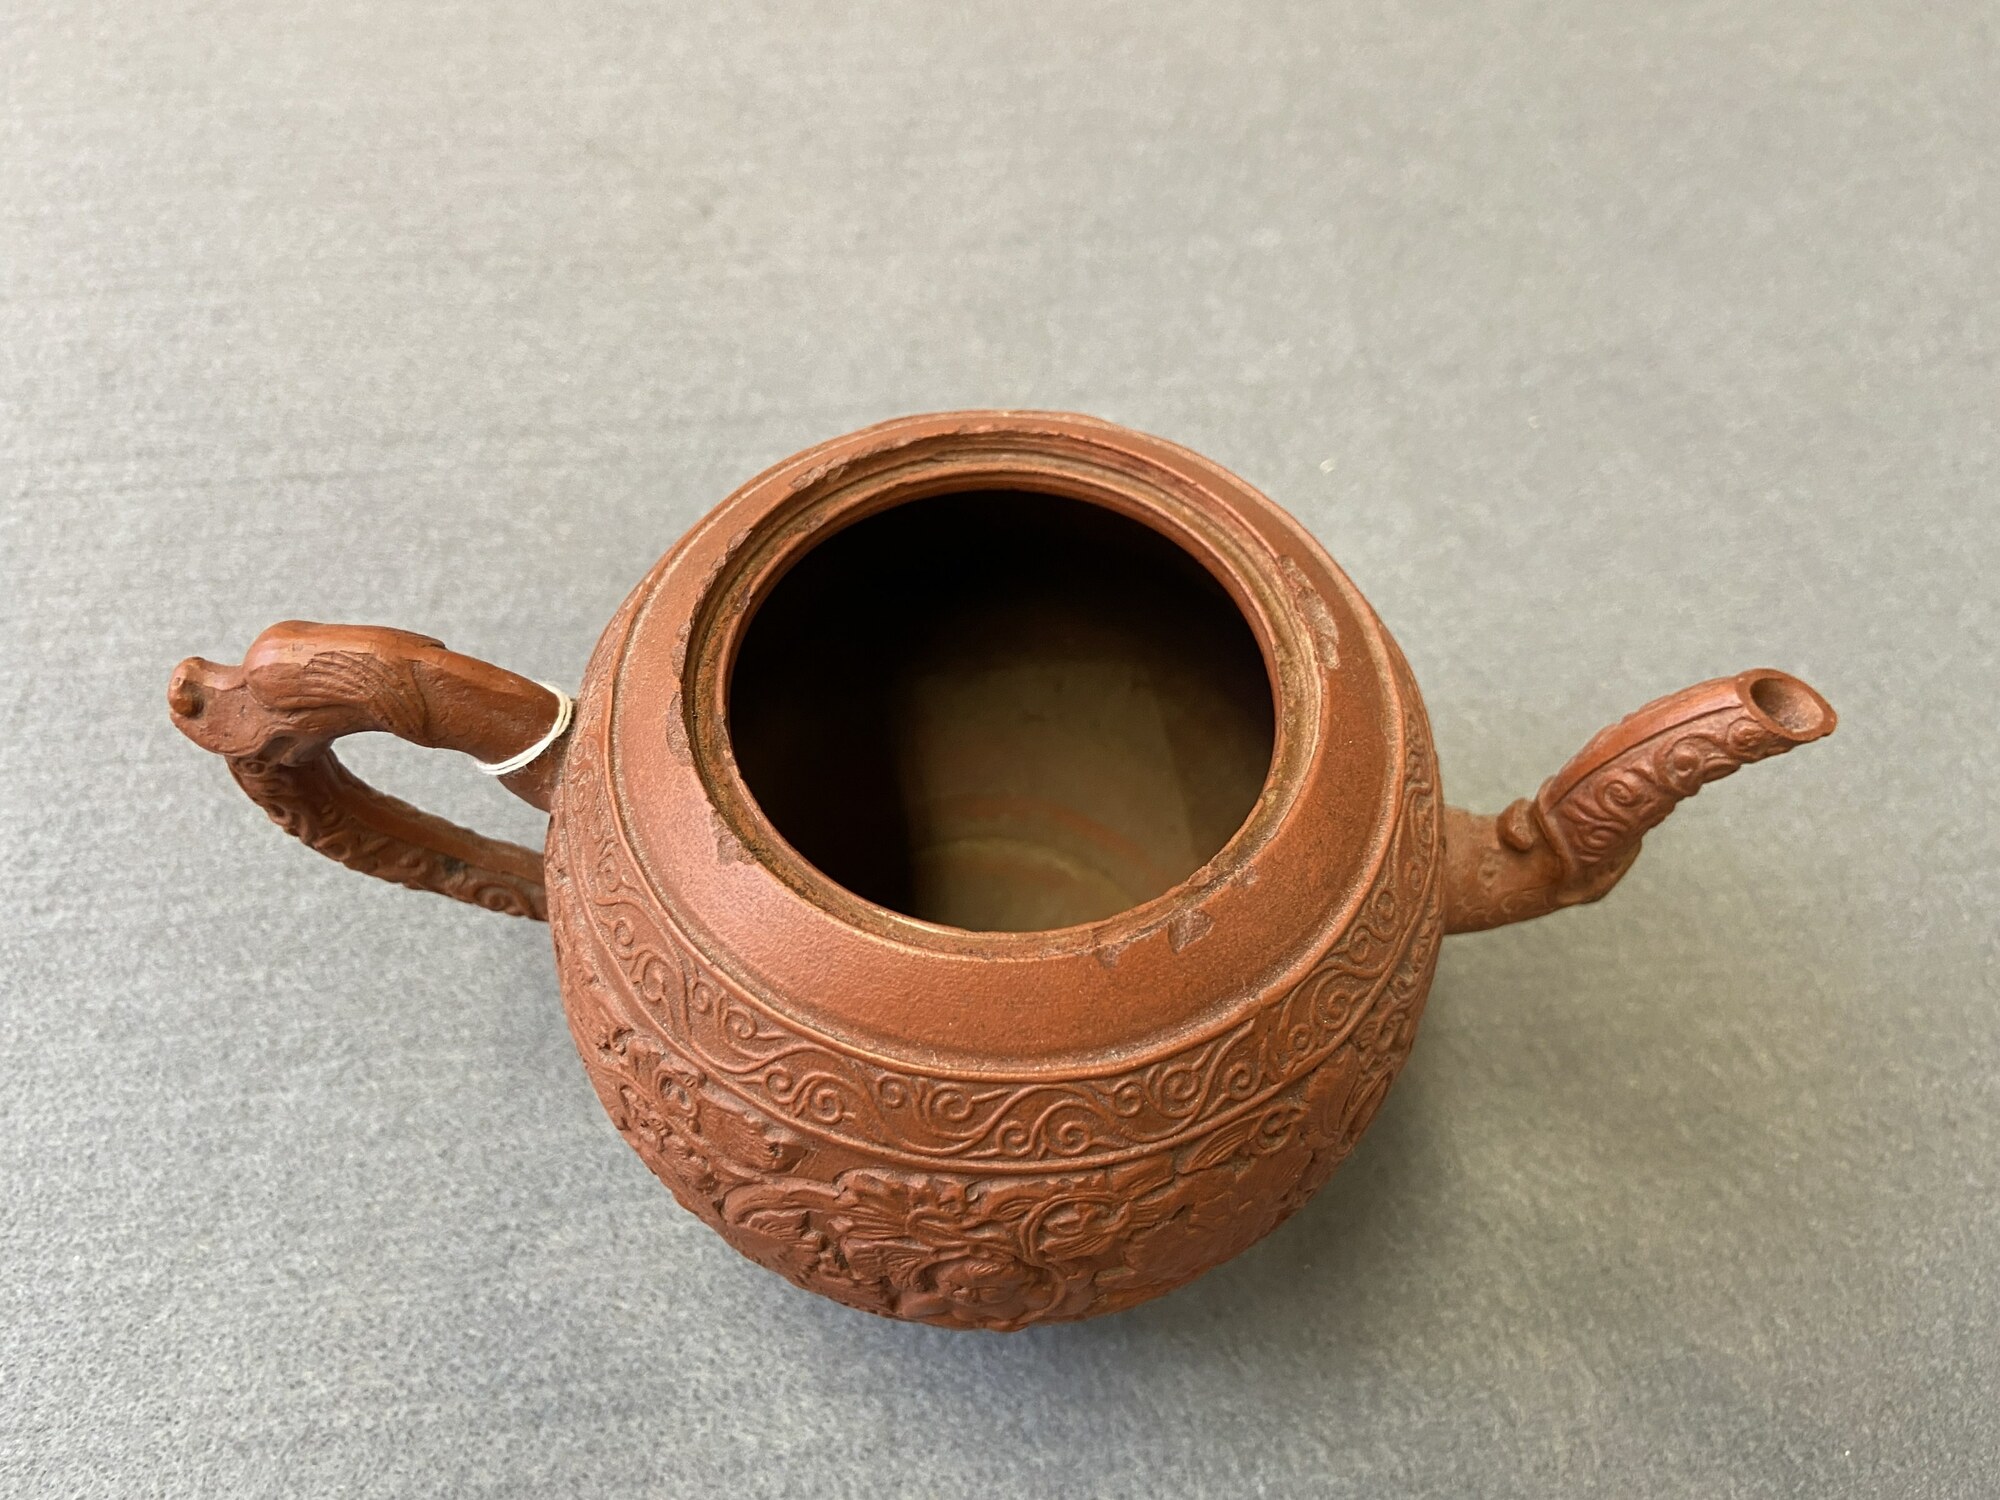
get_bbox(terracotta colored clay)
[168,412,1836,1331]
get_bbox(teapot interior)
[727,489,1276,932]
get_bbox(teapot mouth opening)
[720,485,1280,935]
[1744,669,1836,741]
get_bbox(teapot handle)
[166,621,569,921]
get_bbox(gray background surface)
[4,3,1996,1496]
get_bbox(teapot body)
[167,410,1832,1334]
[544,412,1443,1330]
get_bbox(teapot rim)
[572,410,1427,1071]
[694,416,1302,947]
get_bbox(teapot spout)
[1442,669,1835,934]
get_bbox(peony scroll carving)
[554,866,1439,1330]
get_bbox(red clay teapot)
[168,412,1835,1331]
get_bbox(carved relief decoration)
[1541,710,1799,873]
[545,643,1441,1329]
[231,754,546,920]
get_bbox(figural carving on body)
[167,412,1835,1331]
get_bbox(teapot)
[167,412,1835,1331]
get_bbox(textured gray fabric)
[4,3,1996,1496]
